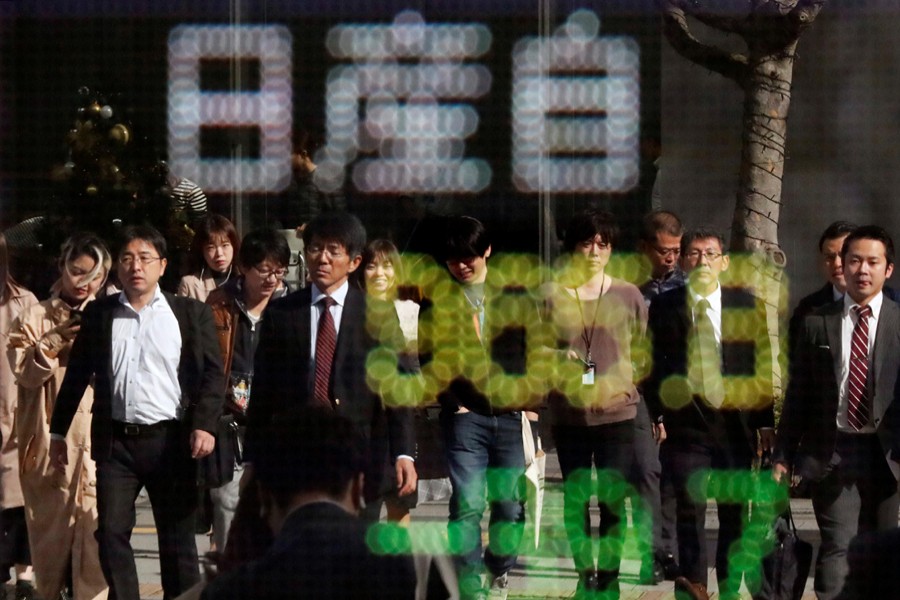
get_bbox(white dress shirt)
[837,292,881,434]
[110,286,183,424]
[688,283,723,345]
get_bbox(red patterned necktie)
[847,304,872,430]
[313,296,337,408]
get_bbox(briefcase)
[755,509,813,600]
[196,414,238,489]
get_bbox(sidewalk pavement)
[131,450,820,599]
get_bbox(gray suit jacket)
[775,296,900,480]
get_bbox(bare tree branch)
[688,9,751,35]
[659,0,749,87]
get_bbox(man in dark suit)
[788,221,857,347]
[774,225,900,600]
[202,407,415,600]
[645,227,775,600]
[246,212,416,515]
[49,225,225,600]
[790,221,900,350]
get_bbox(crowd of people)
[0,203,897,600]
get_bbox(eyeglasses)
[253,266,287,280]
[307,244,346,259]
[653,246,681,258]
[684,250,723,261]
[118,255,162,267]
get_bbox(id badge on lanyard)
[582,360,596,386]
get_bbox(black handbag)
[196,414,239,489]
[755,508,813,600]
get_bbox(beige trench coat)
[7,295,108,600]
[0,283,38,509]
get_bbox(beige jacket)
[7,295,108,600]
[177,269,230,302]
[0,282,38,509]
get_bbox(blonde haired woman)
[8,233,112,600]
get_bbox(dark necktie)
[690,298,725,407]
[313,296,337,408]
[848,304,872,430]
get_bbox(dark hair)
[563,210,619,253]
[359,239,403,294]
[0,232,13,303]
[681,227,727,255]
[841,225,895,266]
[640,210,683,243]
[440,216,491,261]
[818,220,857,252]
[254,407,367,508]
[117,225,168,260]
[302,212,366,259]
[190,215,240,273]
[238,228,290,271]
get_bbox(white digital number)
[511,10,640,193]
[315,11,493,194]
[167,25,293,194]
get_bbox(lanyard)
[572,274,607,363]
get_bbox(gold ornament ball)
[85,184,99,196]
[109,124,130,146]
[88,102,102,116]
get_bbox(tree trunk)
[731,40,798,262]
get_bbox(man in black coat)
[202,407,415,600]
[246,212,416,513]
[645,227,774,600]
[774,226,900,600]
[49,225,225,600]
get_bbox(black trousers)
[96,423,200,600]
[553,420,634,593]
[663,438,752,596]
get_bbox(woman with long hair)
[8,232,112,600]
[177,215,240,301]
[0,231,39,600]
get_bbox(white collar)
[843,290,884,321]
[118,284,165,312]
[311,280,350,307]
[688,281,722,310]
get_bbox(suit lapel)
[334,287,363,371]
[823,303,843,369]
[873,298,899,414]
[294,288,313,374]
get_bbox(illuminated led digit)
[317,11,493,194]
[511,10,640,193]
[660,254,782,412]
[690,470,787,598]
[168,25,293,193]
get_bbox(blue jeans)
[441,410,525,590]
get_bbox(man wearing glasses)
[635,210,686,583]
[247,212,416,522]
[645,228,774,600]
[204,228,293,551]
[49,225,225,600]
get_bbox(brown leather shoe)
[674,576,710,600]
